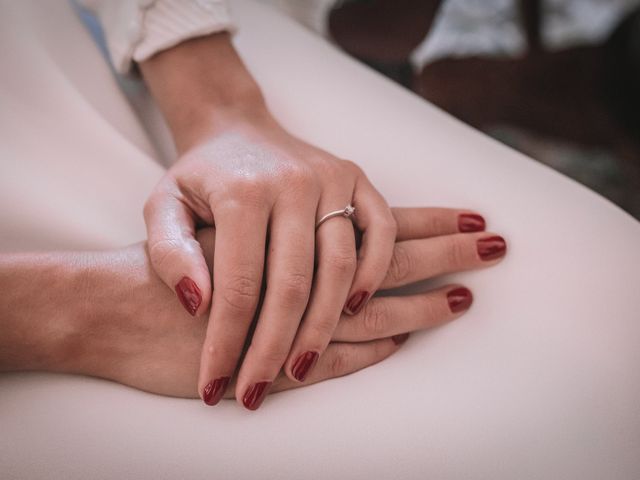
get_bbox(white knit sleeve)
[80,0,235,73]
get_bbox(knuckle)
[220,272,261,313]
[431,216,449,234]
[307,315,337,339]
[446,238,467,268]
[311,156,353,182]
[380,215,398,238]
[325,247,357,277]
[339,158,362,176]
[277,272,311,306]
[362,301,389,337]
[254,343,291,366]
[147,238,182,271]
[319,160,344,180]
[329,347,352,376]
[282,164,315,186]
[388,243,412,283]
[418,295,438,322]
[203,341,237,362]
[225,179,269,206]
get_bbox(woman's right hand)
[42,207,505,405]
[140,34,400,409]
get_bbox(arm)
[0,252,88,373]
[0,243,401,401]
[0,208,505,406]
[138,33,269,154]
[78,0,235,74]
[0,248,203,396]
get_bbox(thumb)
[144,189,212,316]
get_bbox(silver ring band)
[315,205,356,230]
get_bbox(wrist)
[0,253,93,373]
[54,247,152,380]
[0,250,145,377]
[170,96,277,154]
[140,33,277,153]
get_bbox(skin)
[139,33,399,407]
[0,208,506,407]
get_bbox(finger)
[194,228,216,272]
[343,174,396,315]
[199,205,269,406]
[272,337,405,395]
[221,336,406,401]
[283,193,357,383]
[144,182,212,316]
[234,200,316,410]
[381,232,507,290]
[334,285,472,342]
[392,207,486,241]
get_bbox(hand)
[140,34,398,408]
[226,207,507,405]
[0,207,505,407]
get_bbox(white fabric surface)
[79,0,234,73]
[1,1,639,479]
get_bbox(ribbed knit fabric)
[80,0,235,73]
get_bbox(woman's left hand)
[5,207,504,408]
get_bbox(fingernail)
[345,291,369,315]
[242,381,272,411]
[458,213,486,233]
[175,276,202,316]
[291,351,319,382]
[447,287,473,313]
[477,236,507,261]
[392,333,410,345]
[202,376,230,406]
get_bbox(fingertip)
[391,332,410,346]
[290,350,320,383]
[343,290,370,316]
[446,286,473,314]
[175,276,202,316]
[175,259,213,316]
[477,234,507,261]
[202,376,230,406]
[241,381,272,411]
[147,235,213,316]
[458,212,486,233]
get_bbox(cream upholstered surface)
[1,1,639,479]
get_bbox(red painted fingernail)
[175,276,202,316]
[458,213,486,233]
[242,381,272,411]
[392,333,410,345]
[345,291,369,315]
[202,376,230,406]
[291,351,319,382]
[477,236,507,261]
[447,287,473,313]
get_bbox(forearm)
[139,33,275,153]
[0,253,87,372]
[0,250,140,375]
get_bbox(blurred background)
[263,0,640,219]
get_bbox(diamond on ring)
[316,204,356,230]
